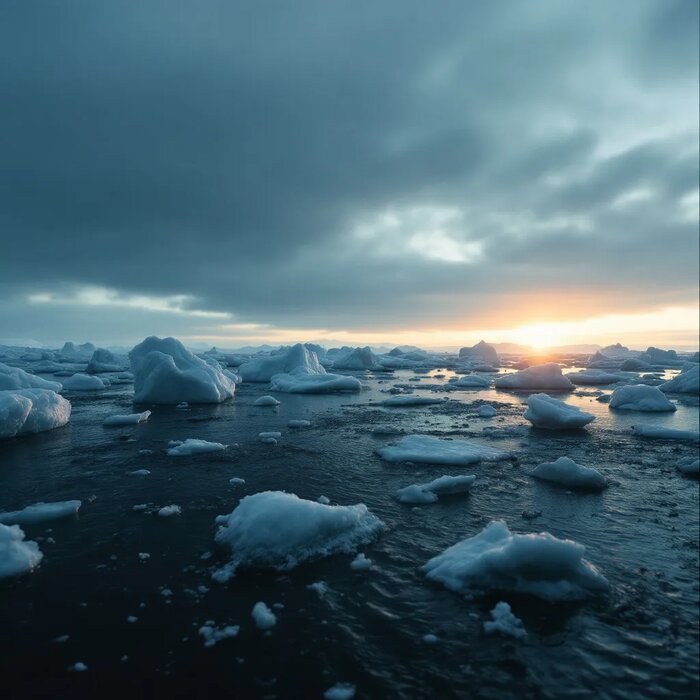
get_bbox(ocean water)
[1,369,698,699]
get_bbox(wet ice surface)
[1,368,698,699]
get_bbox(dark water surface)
[1,370,698,699]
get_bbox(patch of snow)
[423,520,609,601]
[213,491,384,581]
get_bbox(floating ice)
[213,491,384,580]
[0,500,81,525]
[229,477,245,486]
[167,439,227,456]
[478,404,497,417]
[259,431,281,441]
[396,475,476,504]
[270,369,361,393]
[103,410,151,426]
[631,424,699,442]
[531,456,606,490]
[238,343,325,382]
[157,505,181,517]
[0,523,43,579]
[288,419,312,428]
[331,346,381,370]
[86,348,126,373]
[677,457,700,474]
[0,362,62,392]
[252,601,277,629]
[0,389,71,439]
[130,336,236,404]
[523,393,595,429]
[459,340,499,367]
[324,683,356,700]
[452,374,491,388]
[494,364,574,391]
[377,435,508,466]
[423,520,609,601]
[199,623,240,647]
[566,370,623,386]
[253,395,281,406]
[609,385,676,412]
[381,395,446,407]
[659,365,699,395]
[130,469,151,476]
[483,602,526,639]
[350,553,373,570]
[61,374,106,391]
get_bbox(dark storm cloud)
[0,0,697,342]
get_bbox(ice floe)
[130,336,237,404]
[523,393,595,429]
[0,389,71,439]
[530,456,606,490]
[377,435,508,466]
[396,474,476,504]
[609,385,676,411]
[350,553,373,570]
[212,491,384,581]
[103,410,151,426]
[483,602,526,639]
[0,500,81,525]
[157,505,181,517]
[423,520,609,601]
[0,523,43,579]
[494,363,574,391]
[199,623,240,647]
[270,369,361,393]
[167,439,227,456]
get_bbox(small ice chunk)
[251,601,277,629]
[127,616,138,623]
[323,682,356,700]
[288,419,312,428]
[0,523,43,578]
[307,581,329,596]
[0,500,81,526]
[483,601,526,639]
[138,552,150,560]
[396,475,476,504]
[258,431,282,441]
[129,469,151,476]
[198,623,240,647]
[167,439,226,456]
[350,553,372,570]
[523,394,595,429]
[478,404,496,418]
[422,633,438,644]
[377,435,507,466]
[254,395,281,407]
[157,505,181,517]
[453,374,491,388]
[68,662,88,672]
[531,456,606,490]
[229,477,246,487]
[104,411,151,426]
[317,495,330,505]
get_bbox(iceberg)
[377,435,508,465]
[0,524,43,579]
[530,456,606,490]
[0,362,62,392]
[0,389,71,439]
[61,374,106,391]
[565,370,623,386]
[459,340,500,367]
[494,364,574,391]
[523,393,595,429]
[238,343,325,382]
[331,346,382,371]
[423,520,609,601]
[86,348,127,373]
[659,365,699,395]
[609,385,676,411]
[130,336,236,404]
[396,474,476,504]
[0,500,81,525]
[213,491,384,581]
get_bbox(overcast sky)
[1,0,698,349]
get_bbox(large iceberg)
[130,336,237,404]
[494,364,574,391]
[270,368,362,394]
[0,389,71,439]
[523,393,595,429]
[213,491,384,581]
[0,523,43,579]
[458,340,499,367]
[238,343,325,382]
[423,520,609,601]
[530,456,606,490]
[609,385,676,412]
[0,362,62,392]
[659,365,699,395]
[377,435,508,465]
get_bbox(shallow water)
[1,369,698,699]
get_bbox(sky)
[0,0,698,351]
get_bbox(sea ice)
[377,435,508,466]
[609,385,676,411]
[523,393,595,429]
[251,601,277,629]
[324,683,356,700]
[423,520,609,601]
[199,623,240,647]
[157,505,181,517]
[483,602,526,639]
[0,523,43,578]
[631,424,699,442]
[396,475,476,504]
[213,491,384,580]
[167,439,227,456]
[270,369,362,393]
[452,374,491,388]
[238,343,325,382]
[288,419,312,428]
[0,500,81,525]
[350,553,373,570]
[530,456,606,490]
[494,364,574,391]
[103,410,151,426]
[61,374,106,391]
[86,348,126,373]
[381,395,446,407]
[0,362,62,392]
[0,389,71,439]
[130,336,236,404]
[253,395,281,406]
[659,364,699,395]
[478,404,497,417]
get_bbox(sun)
[511,322,572,350]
